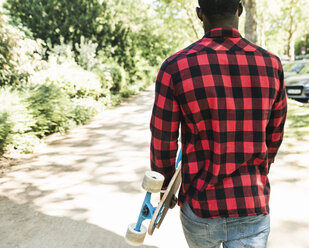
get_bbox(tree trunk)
[243,0,258,43]
[286,0,297,59]
[180,1,200,39]
[257,0,266,48]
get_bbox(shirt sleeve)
[266,63,288,165]
[150,62,180,188]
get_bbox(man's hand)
[160,189,166,200]
[160,189,178,209]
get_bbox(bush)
[0,13,44,86]
[94,60,126,95]
[119,53,156,97]
[26,83,73,137]
[0,14,23,85]
[0,113,12,154]
[0,87,39,153]
[9,132,40,154]
[4,0,129,62]
[70,98,103,125]
[46,38,75,64]
[108,64,126,94]
[44,39,127,98]
[0,87,36,134]
[0,84,105,154]
[31,60,103,99]
[75,36,99,71]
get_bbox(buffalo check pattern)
[150,28,287,218]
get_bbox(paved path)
[0,84,309,248]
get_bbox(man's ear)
[196,7,203,22]
[238,3,243,17]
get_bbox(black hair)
[198,0,240,22]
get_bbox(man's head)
[197,0,243,32]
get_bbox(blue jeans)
[180,201,270,248]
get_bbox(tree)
[256,0,309,57]
[0,12,42,86]
[4,0,144,78]
[153,0,204,51]
[281,0,299,58]
[243,0,258,43]
[112,0,174,67]
[275,0,309,58]
[3,0,133,60]
[5,0,106,47]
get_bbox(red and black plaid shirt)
[150,28,287,218]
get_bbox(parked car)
[283,60,309,79]
[285,63,309,102]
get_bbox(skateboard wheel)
[142,171,164,193]
[125,223,147,246]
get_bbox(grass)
[284,99,309,142]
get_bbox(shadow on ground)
[268,219,309,248]
[0,196,157,248]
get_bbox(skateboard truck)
[134,192,156,232]
[125,149,182,246]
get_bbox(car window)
[284,62,297,72]
[291,63,305,73]
[299,64,309,74]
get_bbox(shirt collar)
[204,28,241,38]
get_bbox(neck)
[203,20,239,34]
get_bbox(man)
[150,0,287,247]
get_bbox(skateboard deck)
[148,163,182,235]
[125,149,182,246]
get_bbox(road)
[0,84,309,248]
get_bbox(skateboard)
[125,149,182,246]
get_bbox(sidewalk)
[0,84,308,248]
